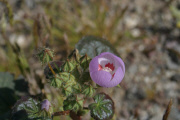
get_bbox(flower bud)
[41,99,51,112]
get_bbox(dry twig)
[162,99,173,120]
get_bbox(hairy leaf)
[12,97,40,119]
[75,36,119,58]
[88,93,114,120]
[12,97,52,120]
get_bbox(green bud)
[50,74,63,88]
[79,72,91,84]
[62,84,73,96]
[61,49,85,73]
[68,49,81,64]
[62,59,76,72]
[72,83,82,94]
[40,99,53,118]
[62,79,76,96]
[82,85,95,97]
[80,54,91,70]
[37,48,54,65]
[59,72,73,82]
[63,95,84,113]
[71,66,82,81]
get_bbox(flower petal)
[99,52,115,63]
[109,67,124,87]
[41,99,51,111]
[114,56,125,74]
[98,53,115,68]
[98,52,125,73]
[89,56,99,72]
[90,70,112,87]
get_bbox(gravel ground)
[0,0,180,120]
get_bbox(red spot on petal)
[112,73,115,78]
[105,63,115,71]
[98,64,102,71]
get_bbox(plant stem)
[52,110,70,116]
[48,62,56,75]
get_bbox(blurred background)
[0,0,180,120]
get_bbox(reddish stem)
[53,110,70,116]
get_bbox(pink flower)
[89,52,125,87]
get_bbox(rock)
[169,107,180,120]
[9,34,31,49]
[170,74,180,82]
[165,41,180,65]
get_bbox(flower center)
[98,63,115,75]
[103,67,113,73]
[105,63,115,71]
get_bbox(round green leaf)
[88,93,114,120]
[0,72,29,119]
[0,72,14,89]
[75,36,119,58]
[12,97,40,119]
[12,97,52,120]
[0,72,16,116]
